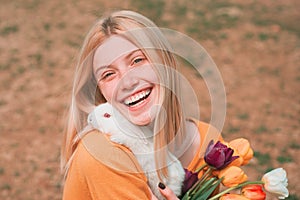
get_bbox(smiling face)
[93,35,161,126]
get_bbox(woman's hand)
[151,182,179,200]
[158,182,179,200]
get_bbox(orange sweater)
[62,120,221,200]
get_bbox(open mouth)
[124,88,152,107]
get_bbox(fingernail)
[158,182,166,190]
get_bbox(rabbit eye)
[104,113,111,118]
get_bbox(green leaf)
[190,168,213,196]
[190,178,218,200]
[198,178,223,200]
[181,192,191,200]
[190,178,222,200]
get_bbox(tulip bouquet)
[180,138,289,200]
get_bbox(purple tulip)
[204,140,239,170]
[181,168,199,194]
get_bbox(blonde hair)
[61,10,186,180]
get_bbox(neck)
[140,120,155,141]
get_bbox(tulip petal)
[242,184,266,200]
[182,168,199,194]
[262,168,289,199]
[218,166,248,187]
[220,193,250,200]
[229,138,254,166]
[204,140,239,170]
[205,140,215,156]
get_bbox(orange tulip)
[228,150,244,167]
[220,193,250,200]
[229,138,253,165]
[242,184,266,200]
[218,166,248,187]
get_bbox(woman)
[61,10,220,200]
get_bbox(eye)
[103,113,111,118]
[100,71,115,81]
[132,56,147,66]
[133,57,144,64]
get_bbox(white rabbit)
[87,102,185,199]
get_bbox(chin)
[129,116,152,126]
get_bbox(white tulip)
[262,168,289,199]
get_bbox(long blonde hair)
[61,10,187,180]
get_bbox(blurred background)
[0,0,299,199]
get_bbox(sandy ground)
[0,0,299,199]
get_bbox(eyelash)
[100,71,114,81]
[132,57,145,64]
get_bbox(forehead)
[93,35,139,68]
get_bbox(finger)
[158,182,179,200]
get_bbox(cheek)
[99,83,115,102]
[139,65,160,83]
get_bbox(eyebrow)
[94,49,143,76]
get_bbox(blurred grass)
[0,24,19,36]
[254,151,271,165]
[0,0,299,199]
[131,0,165,24]
[137,0,300,41]
[251,5,300,38]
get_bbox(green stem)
[190,167,213,196]
[208,181,265,200]
[195,163,208,173]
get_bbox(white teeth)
[124,89,151,106]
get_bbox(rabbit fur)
[87,103,185,199]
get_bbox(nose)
[119,69,139,91]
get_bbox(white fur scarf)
[87,103,185,199]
